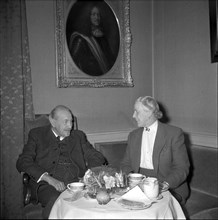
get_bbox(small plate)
[64,190,84,202]
[117,199,152,210]
[148,194,163,202]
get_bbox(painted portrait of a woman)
[66,0,120,77]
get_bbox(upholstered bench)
[190,207,218,219]
[185,145,218,219]
[95,141,127,170]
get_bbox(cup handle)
[142,175,146,181]
[67,184,71,190]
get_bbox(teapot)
[142,177,159,199]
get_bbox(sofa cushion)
[185,189,218,218]
[189,145,218,196]
[185,145,218,219]
[190,207,218,219]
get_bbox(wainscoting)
[87,130,217,149]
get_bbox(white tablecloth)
[49,189,186,219]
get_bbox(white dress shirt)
[140,120,158,169]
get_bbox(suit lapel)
[133,128,144,170]
[44,125,58,146]
[152,122,166,173]
[65,131,77,152]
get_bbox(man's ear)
[49,115,55,127]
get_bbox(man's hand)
[41,173,66,192]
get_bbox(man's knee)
[37,184,59,205]
[41,192,60,219]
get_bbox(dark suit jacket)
[16,125,105,199]
[120,121,190,202]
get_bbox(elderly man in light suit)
[120,96,190,205]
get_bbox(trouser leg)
[37,184,61,219]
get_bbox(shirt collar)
[145,120,158,132]
[51,129,64,141]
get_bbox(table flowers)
[83,166,127,198]
[83,166,125,188]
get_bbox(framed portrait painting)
[54,0,133,87]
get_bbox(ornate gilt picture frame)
[54,0,133,87]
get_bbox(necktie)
[57,136,61,142]
[145,127,150,131]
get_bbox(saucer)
[117,199,152,210]
[147,193,163,202]
[65,190,84,202]
[67,188,84,195]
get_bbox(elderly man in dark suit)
[16,105,106,219]
[120,96,190,206]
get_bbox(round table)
[49,188,186,219]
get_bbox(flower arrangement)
[83,166,126,191]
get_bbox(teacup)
[67,182,84,192]
[142,177,159,199]
[128,173,145,188]
[128,173,145,181]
